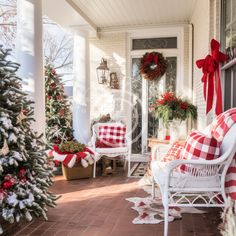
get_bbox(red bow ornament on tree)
[196,39,227,115]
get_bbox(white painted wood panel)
[72,0,196,28]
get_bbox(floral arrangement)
[149,92,197,125]
[140,52,167,81]
[47,140,94,169]
[58,140,86,154]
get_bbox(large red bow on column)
[196,39,227,115]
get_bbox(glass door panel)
[131,56,177,154]
[131,58,142,154]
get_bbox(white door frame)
[126,26,185,157]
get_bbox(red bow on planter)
[196,39,227,115]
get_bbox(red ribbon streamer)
[52,145,95,167]
[196,39,227,115]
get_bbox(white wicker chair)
[91,122,131,178]
[151,123,236,236]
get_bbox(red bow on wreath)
[196,39,227,115]
[144,53,158,66]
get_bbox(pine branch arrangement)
[150,92,197,125]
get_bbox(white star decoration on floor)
[126,195,205,224]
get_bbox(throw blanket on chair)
[211,108,236,200]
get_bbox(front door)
[131,56,177,155]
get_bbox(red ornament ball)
[2,181,13,189]
[19,168,26,178]
[55,138,61,144]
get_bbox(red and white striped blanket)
[47,146,95,168]
[211,108,236,200]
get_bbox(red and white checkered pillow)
[180,130,220,172]
[163,142,185,162]
[97,125,126,148]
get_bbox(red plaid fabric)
[95,139,113,148]
[98,125,126,147]
[163,142,184,162]
[181,130,220,160]
[211,108,236,200]
[180,130,220,172]
[211,108,236,142]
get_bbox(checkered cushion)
[180,130,220,172]
[163,142,185,162]
[97,125,126,147]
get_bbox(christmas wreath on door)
[139,52,167,81]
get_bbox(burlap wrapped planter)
[62,163,93,180]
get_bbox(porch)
[0,0,235,235]
[13,175,221,236]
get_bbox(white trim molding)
[126,26,186,156]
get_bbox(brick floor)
[7,174,221,236]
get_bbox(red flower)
[180,102,188,110]
[162,92,175,102]
[157,99,164,105]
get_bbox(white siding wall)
[89,33,127,123]
[191,0,220,130]
[183,25,191,98]
[191,0,210,131]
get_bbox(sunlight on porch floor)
[13,174,221,236]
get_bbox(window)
[132,37,177,50]
[221,0,236,109]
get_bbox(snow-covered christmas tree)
[0,47,57,234]
[45,64,73,147]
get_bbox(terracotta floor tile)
[55,229,71,236]
[8,174,222,236]
[29,229,45,235]
[36,221,56,231]
[14,226,36,235]
[41,229,58,236]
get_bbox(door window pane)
[224,69,232,110]
[165,57,177,92]
[222,0,236,110]
[233,0,236,21]
[225,28,231,49]
[225,0,231,26]
[233,66,236,107]
[232,21,236,47]
[131,58,142,154]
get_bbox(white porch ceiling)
[69,0,197,29]
[43,0,197,36]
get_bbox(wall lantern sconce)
[96,58,109,84]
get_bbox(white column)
[73,32,90,144]
[16,0,45,135]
